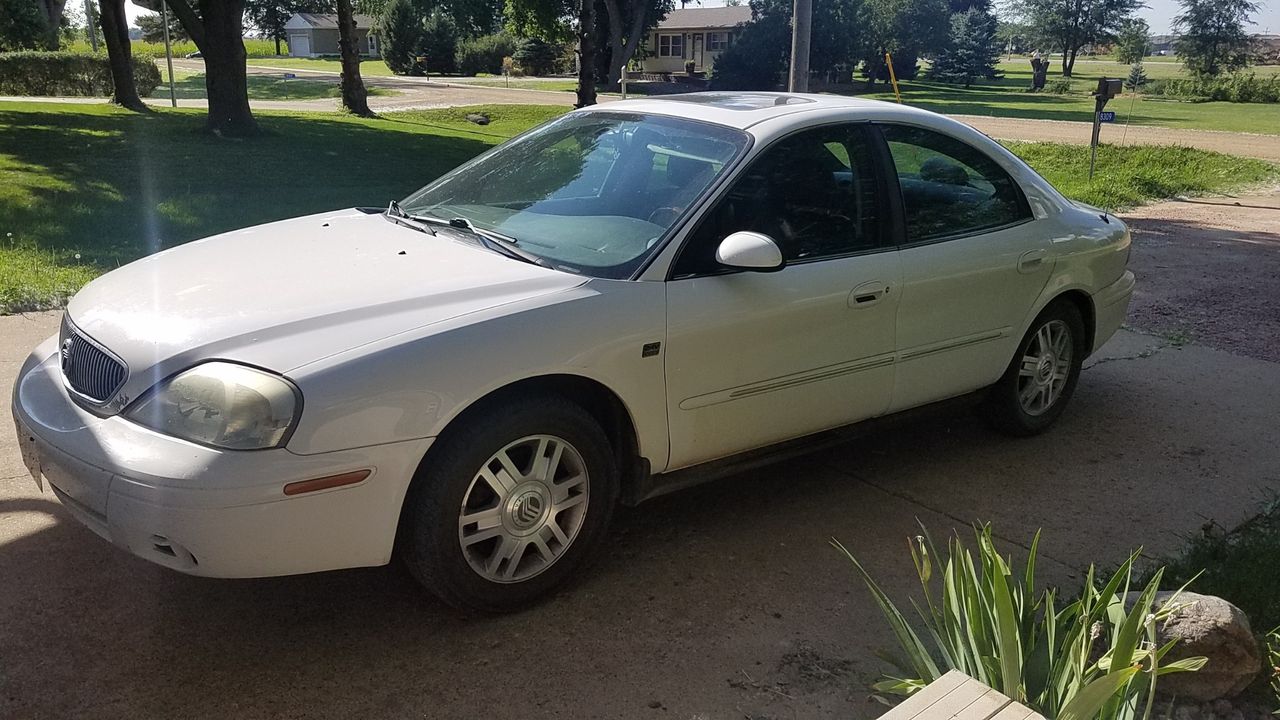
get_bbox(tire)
[399,395,618,612]
[984,300,1086,437]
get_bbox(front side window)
[401,112,749,279]
[708,33,728,51]
[673,124,886,277]
[658,34,684,58]
[879,124,1031,243]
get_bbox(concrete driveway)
[2,196,1279,718]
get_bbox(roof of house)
[655,6,753,30]
[286,13,378,30]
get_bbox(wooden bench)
[879,671,1046,720]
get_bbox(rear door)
[874,124,1052,412]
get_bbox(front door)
[663,124,901,469]
[874,123,1052,411]
[292,34,310,57]
[692,33,704,70]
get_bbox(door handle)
[848,281,891,308]
[1018,249,1048,274]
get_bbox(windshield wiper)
[385,200,437,235]
[445,214,552,269]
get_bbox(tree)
[140,0,257,136]
[575,0,596,106]
[244,1,329,56]
[862,0,949,89]
[335,0,373,114]
[0,0,48,50]
[421,10,460,73]
[137,8,192,43]
[711,0,865,90]
[513,35,556,74]
[600,0,672,86]
[928,6,1000,87]
[97,0,146,110]
[1173,0,1258,78]
[1124,59,1146,89]
[1112,17,1148,63]
[1015,0,1144,76]
[378,0,421,74]
[33,0,67,48]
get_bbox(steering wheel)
[647,206,683,226]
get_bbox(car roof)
[578,92,942,130]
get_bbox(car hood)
[66,209,584,407]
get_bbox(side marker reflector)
[284,469,371,496]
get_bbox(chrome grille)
[60,319,127,404]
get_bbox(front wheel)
[984,301,1086,436]
[399,396,618,612]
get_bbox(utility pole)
[85,0,99,52]
[161,0,176,107]
[788,0,811,92]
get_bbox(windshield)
[400,111,750,278]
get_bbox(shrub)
[456,33,517,76]
[709,15,789,90]
[1047,78,1073,94]
[1144,73,1280,103]
[0,51,160,97]
[512,37,557,77]
[836,525,1206,718]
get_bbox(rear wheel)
[399,396,618,612]
[984,301,1086,436]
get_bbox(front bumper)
[12,336,433,578]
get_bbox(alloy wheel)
[1017,319,1074,416]
[457,434,590,583]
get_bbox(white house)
[637,6,752,75]
[284,13,380,58]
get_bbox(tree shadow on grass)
[0,107,495,272]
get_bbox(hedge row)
[0,51,161,98]
[1143,73,1280,104]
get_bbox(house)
[637,6,752,75]
[284,13,380,58]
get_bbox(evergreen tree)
[420,10,459,74]
[1174,0,1258,78]
[928,6,1000,87]
[378,0,422,74]
[1124,60,1146,90]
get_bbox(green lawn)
[0,102,565,311]
[0,101,1275,312]
[839,57,1280,134]
[245,57,398,77]
[154,68,395,101]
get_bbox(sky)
[118,0,1279,38]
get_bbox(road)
[2,191,1279,718]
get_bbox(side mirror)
[715,231,784,272]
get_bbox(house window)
[658,34,684,58]
[707,33,728,51]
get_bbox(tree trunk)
[198,0,257,136]
[335,0,373,115]
[601,0,647,88]
[275,35,281,56]
[98,0,147,111]
[1064,46,1078,77]
[39,0,68,49]
[575,0,597,107]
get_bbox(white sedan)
[12,93,1133,611]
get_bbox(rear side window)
[878,125,1031,243]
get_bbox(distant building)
[284,13,380,58]
[636,6,753,75]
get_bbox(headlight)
[126,362,301,450]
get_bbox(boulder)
[1141,591,1262,701]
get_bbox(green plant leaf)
[1058,666,1142,720]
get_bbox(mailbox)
[1093,77,1123,100]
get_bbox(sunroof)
[656,93,817,111]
